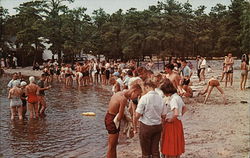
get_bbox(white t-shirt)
[136,90,167,126]
[116,78,124,88]
[200,59,206,69]
[166,93,185,120]
[123,76,131,86]
[155,88,165,99]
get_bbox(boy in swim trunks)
[199,77,226,104]
[105,84,142,158]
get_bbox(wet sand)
[3,62,250,158]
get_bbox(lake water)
[0,75,113,158]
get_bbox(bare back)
[26,83,39,95]
[167,72,181,89]
[108,91,127,115]
[9,87,22,98]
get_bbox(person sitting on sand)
[199,76,226,104]
[105,84,142,158]
[8,80,23,120]
[207,65,213,73]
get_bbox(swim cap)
[12,80,21,87]
[29,76,35,83]
[20,81,27,86]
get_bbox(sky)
[1,0,231,15]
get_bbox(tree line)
[0,0,249,65]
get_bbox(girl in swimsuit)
[8,80,23,120]
[240,55,249,90]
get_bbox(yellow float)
[82,112,96,116]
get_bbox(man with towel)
[105,84,142,158]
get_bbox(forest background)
[0,0,249,66]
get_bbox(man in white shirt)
[135,79,167,158]
[7,73,19,90]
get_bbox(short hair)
[181,58,187,63]
[130,83,142,92]
[144,79,157,89]
[160,78,177,94]
[41,73,46,77]
[127,70,133,76]
[29,76,35,83]
[165,64,174,70]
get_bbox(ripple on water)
[0,75,111,157]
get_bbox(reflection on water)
[0,75,112,158]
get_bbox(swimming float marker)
[82,112,96,116]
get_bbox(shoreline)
[3,66,42,77]
[2,66,250,158]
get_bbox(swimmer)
[8,80,23,120]
[20,81,27,117]
[240,56,248,90]
[199,77,226,104]
[105,84,142,158]
[165,64,182,92]
[25,76,40,119]
[38,74,51,116]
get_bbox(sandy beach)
[2,64,250,158]
[117,70,250,158]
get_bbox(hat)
[20,81,27,86]
[113,72,120,76]
[13,80,21,87]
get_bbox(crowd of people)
[7,72,51,120]
[5,52,249,158]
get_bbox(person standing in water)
[25,76,40,119]
[8,80,23,120]
[105,84,142,158]
[20,81,28,118]
[38,74,51,116]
